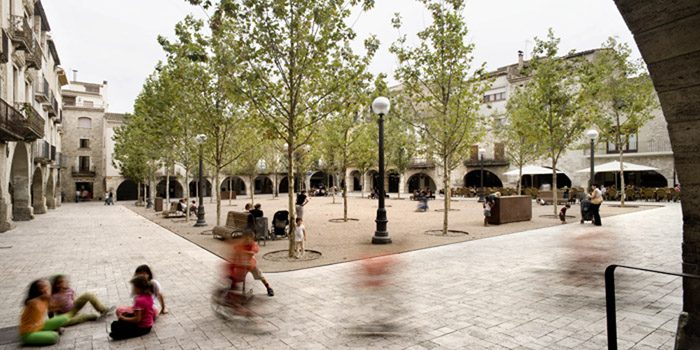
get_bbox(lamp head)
[372,97,390,116]
[586,129,599,141]
[195,134,207,144]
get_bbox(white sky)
[42,0,639,114]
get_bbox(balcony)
[56,152,68,169]
[25,37,42,69]
[35,78,49,103]
[15,103,45,141]
[72,165,96,177]
[0,99,44,142]
[583,140,673,156]
[33,140,50,163]
[407,158,435,169]
[47,92,57,117]
[9,16,32,52]
[465,155,509,167]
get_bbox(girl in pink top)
[109,276,154,340]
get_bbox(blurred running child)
[229,230,275,296]
[19,279,68,346]
[49,275,113,326]
[109,276,154,340]
[295,218,306,258]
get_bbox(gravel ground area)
[124,194,656,272]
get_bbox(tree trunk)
[552,157,558,216]
[343,169,348,221]
[165,164,170,210]
[137,181,142,205]
[332,173,336,204]
[250,175,255,204]
[185,170,190,222]
[287,143,296,257]
[518,165,523,196]
[228,169,233,206]
[216,167,221,226]
[442,161,450,235]
[149,165,155,211]
[619,151,626,207]
[361,173,365,198]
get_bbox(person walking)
[75,190,80,203]
[587,183,603,226]
[295,190,309,220]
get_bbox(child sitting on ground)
[109,276,154,340]
[559,204,571,224]
[49,275,113,326]
[117,265,166,320]
[19,279,68,346]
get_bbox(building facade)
[0,0,68,232]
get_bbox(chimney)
[517,50,524,71]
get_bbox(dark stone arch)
[117,180,139,201]
[464,170,503,188]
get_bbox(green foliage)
[585,37,659,205]
[390,0,489,234]
[510,29,593,214]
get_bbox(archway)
[367,170,379,191]
[278,176,300,194]
[9,143,31,221]
[156,178,183,198]
[31,167,46,214]
[349,170,362,192]
[117,180,139,201]
[254,176,273,194]
[310,171,334,189]
[45,171,56,209]
[388,170,400,193]
[464,170,503,188]
[407,173,437,193]
[522,173,572,189]
[220,176,246,195]
[189,179,212,197]
[594,170,668,189]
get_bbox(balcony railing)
[72,165,96,177]
[35,78,49,103]
[465,155,509,167]
[9,16,32,52]
[407,158,435,169]
[15,103,45,141]
[47,92,57,117]
[34,140,50,163]
[25,37,42,69]
[0,97,26,142]
[63,101,105,109]
[583,140,673,156]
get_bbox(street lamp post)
[194,134,207,227]
[586,129,599,192]
[371,97,391,245]
[477,148,486,203]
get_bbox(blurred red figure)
[359,255,397,289]
[350,255,403,335]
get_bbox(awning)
[504,165,561,176]
[576,161,658,173]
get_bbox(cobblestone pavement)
[0,202,683,349]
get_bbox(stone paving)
[0,202,684,349]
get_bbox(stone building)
[343,48,676,196]
[0,0,68,232]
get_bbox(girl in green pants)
[19,279,68,346]
[49,275,112,326]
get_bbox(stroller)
[580,199,594,224]
[271,210,289,239]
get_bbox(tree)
[390,0,489,235]
[236,138,266,205]
[586,38,659,206]
[497,93,541,195]
[201,0,378,255]
[514,29,592,215]
[350,122,378,199]
[160,17,253,226]
[112,114,153,205]
[383,97,417,199]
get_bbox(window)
[78,156,90,172]
[78,117,92,128]
[85,85,100,93]
[483,92,506,103]
[79,138,90,149]
[606,127,638,153]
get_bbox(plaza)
[0,200,684,349]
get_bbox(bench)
[213,211,269,246]
[162,202,186,218]
[538,191,568,205]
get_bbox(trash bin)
[155,197,163,212]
